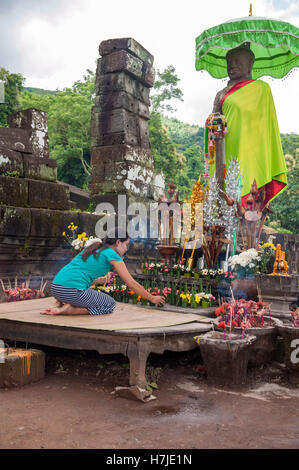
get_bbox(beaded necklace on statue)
[204,113,227,179]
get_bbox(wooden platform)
[0,298,212,387]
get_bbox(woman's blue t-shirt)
[53,247,123,289]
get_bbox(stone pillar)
[90,38,164,207]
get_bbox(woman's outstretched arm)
[110,260,165,306]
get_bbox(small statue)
[271,244,289,276]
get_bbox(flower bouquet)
[228,249,261,278]
[62,223,102,256]
[257,237,277,274]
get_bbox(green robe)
[222,80,287,206]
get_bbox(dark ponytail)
[81,227,129,261]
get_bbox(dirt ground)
[1,344,299,450]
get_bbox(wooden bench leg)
[127,342,150,388]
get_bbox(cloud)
[0,0,83,78]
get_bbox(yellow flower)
[62,232,66,236]
[77,233,83,239]
[83,237,88,241]
[68,225,71,229]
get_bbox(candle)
[190,239,197,259]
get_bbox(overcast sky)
[0,0,298,133]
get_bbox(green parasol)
[196,16,299,79]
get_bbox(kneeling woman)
[40,229,165,315]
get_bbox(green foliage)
[24,87,58,96]
[19,69,95,188]
[3,170,20,178]
[267,153,299,233]
[148,111,184,185]
[162,116,204,152]
[151,65,183,114]
[0,67,25,126]
[281,133,299,157]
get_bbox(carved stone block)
[0,175,28,207]
[23,155,57,182]
[96,72,150,105]
[28,180,70,210]
[0,148,24,177]
[0,128,32,154]
[9,109,48,133]
[97,51,154,87]
[99,38,154,65]
[0,206,31,237]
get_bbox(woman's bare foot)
[40,303,72,315]
[40,303,89,315]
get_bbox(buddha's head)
[226,46,255,81]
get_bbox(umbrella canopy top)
[195,16,299,79]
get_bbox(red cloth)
[241,180,287,209]
[220,79,255,109]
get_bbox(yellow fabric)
[221,80,287,199]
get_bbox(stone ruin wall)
[0,108,99,291]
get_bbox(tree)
[267,152,299,233]
[0,68,25,126]
[183,144,204,181]
[148,111,184,185]
[150,65,184,114]
[19,69,95,188]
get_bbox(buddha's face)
[226,50,252,81]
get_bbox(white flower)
[71,239,82,249]
[84,237,102,248]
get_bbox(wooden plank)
[0,297,212,331]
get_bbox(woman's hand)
[151,295,165,306]
[93,276,108,285]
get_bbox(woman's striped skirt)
[51,283,116,315]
